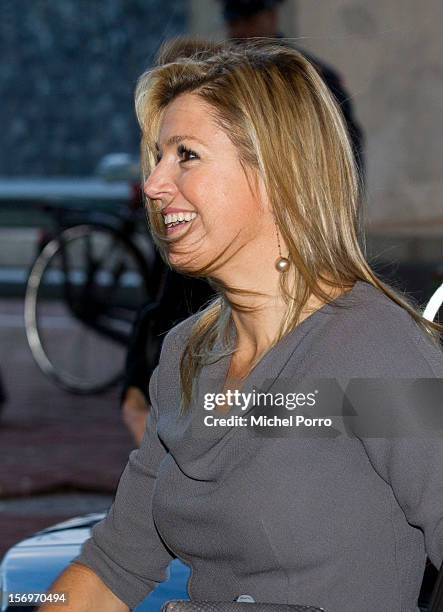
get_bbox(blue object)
[0,513,190,612]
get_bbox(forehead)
[157,93,219,144]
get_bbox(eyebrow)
[155,134,206,150]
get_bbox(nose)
[143,162,177,205]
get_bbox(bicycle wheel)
[25,223,152,394]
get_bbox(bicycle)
[24,192,166,395]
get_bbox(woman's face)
[144,93,273,274]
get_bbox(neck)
[213,265,348,368]
[213,256,293,363]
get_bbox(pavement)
[0,298,134,558]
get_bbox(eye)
[177,144,199,163]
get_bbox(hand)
[121,387,150,446]
[37,563,129,611]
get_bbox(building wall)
[3,0,440,225]
[190,0,442,225]
[0,0,187,176]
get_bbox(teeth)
[163,212,197,226]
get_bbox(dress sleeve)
[72,366,175,610]
[342,318,443,569]
[358,434,443,569]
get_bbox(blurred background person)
[219,0,365,179]
[121,271,214,445]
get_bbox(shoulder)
[149,311,204,414]
[310,281,443,377]
[158,310,202,359]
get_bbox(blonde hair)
[135,37,442,412]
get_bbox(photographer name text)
[204,414,332,428]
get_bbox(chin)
[168,253,208,276]
[167,237,218,276]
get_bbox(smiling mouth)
[163,212,197,232]
[166,219,192,229]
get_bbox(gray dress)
[74,281,443,612]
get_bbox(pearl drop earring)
[274,219,290,273]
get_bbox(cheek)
[180,174,226,224]
[180,167,264,232]
[179,173,213,209]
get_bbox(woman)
[42,39,443,612]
